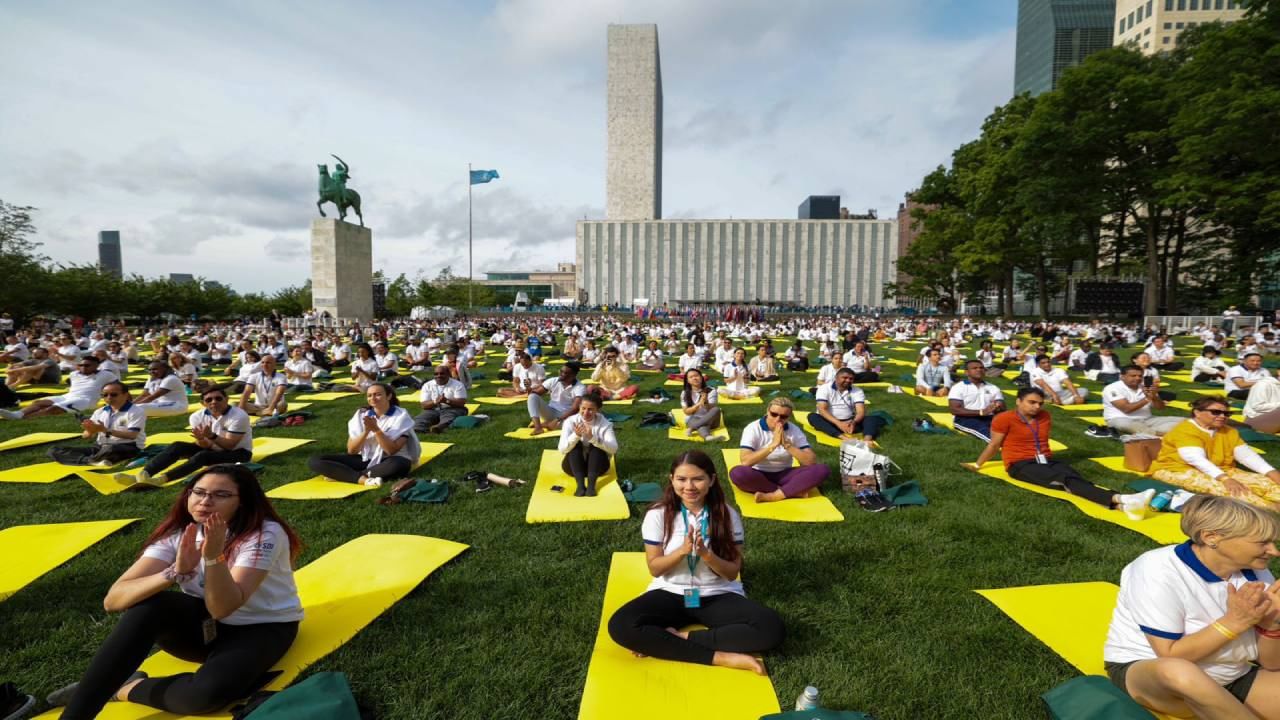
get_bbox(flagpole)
[468,163,473,309]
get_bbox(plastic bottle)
[795,686,820,711]
[1150,489,1174,512]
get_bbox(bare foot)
[115,678,144,702]
[753,489,786,503]
[712,651,766,675]
[665,626,689,640]
[529,425,544,436]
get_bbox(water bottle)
[1150,489,1174,512]
[795,686,820,711]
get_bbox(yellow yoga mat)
[526,449,627,524]
[474,395,529,405]
[0,461,81,484]
[663,379,684,387]
[80,437,315,495]
[1074,416,1107,427]
[292,391,360,402]
[504,426,562,441]
[899,386,949,406]
[267,442,452,500]
[715,395,763,406]
[968,462,1185,544]
[12,383,69,393]
[975,581,1120,676]
[925,413,1068,452]
[999,389,1103,412]
[577,552,780,720]
[667,410,730,443]
[0,431,80,453]
[32,534,468,720]
[0,519,139,602]
[854,382,892,389]
[749,380,781,387]
[720,450,843,523]
[603,399,635,406]
[880,357,916,367]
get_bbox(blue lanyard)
[681,506,710,576]
[1015,411,1044,455]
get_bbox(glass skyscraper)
[1015,0,1116,96]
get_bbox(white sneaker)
[1118,489,1156,521]
[363,476,382,488]
[1170,489,1196,511]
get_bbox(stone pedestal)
[311,218,373,322]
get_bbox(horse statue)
[317,154,364,226]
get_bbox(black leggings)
[607,589,784,665]
[851,371,880,383]
[561,443,610,484]
[145,441,252,480]
[307,453,412,483]
[62,592,297,719]
[1008,459,1113,507]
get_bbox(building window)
[1119,20,1125,34]
[1147,0,1154,13]
[1144,41,1150,48]
[1166,0,1174,9]
[1177,0,1186,9]
[1145,27,1152,34]
[1189,0,1197,9]
[1163,35,1171,43]
[1137,6,1144,21]
[1164,21,1173,28]
[1176,21,1184,28]
[1215,0,1224,8]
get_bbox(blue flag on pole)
[470,169,500,185]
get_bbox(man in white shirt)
[1,356,116,419]
[1244,374,1280,434]
[1102,365,1183,436]
[47,381,146,466]
[497,352,546,398]
[122,387,256,488]
[1030,355,1088,405]
[1227,354,1270,401]
[403,339,431,371]
[915,349,952,396]
[714,337,737,369]
[132,361,190,418]
[414,366,469,433]
[239,355,288,416]
[948,360,1007,441]
[55,335,82,372]
[0,334,30,363]
[528,364,587,435]
[373,343,400,379]
[1146,336,1184,372]
[808,368,884,442]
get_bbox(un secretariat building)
[575,219,899,308]
[580,25,899,308]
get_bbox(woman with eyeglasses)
[607,450,783,675]
[729,397,829,503]
[117,386,255,490]
[1147,396,1280,510]
[49,464,302,719]
[307,382,420,487]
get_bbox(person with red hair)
[49,464,303,719]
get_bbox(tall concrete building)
[1014,0,1116,96]
[576,219,898,308]
[97,231,122,277]
[1115,0,1246,53]
[606,24,662,220]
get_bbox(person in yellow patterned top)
[1148,396,1280,510]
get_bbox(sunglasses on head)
[1200,408,1230,417]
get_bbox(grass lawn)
[0,335,1234,719]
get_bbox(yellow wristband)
[1213,622,1239,641]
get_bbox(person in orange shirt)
[970,387,1152,517]
[1148,396,1280,510]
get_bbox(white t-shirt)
[1192,356,1227,378]
[678,353,702,373]
[234,360,262,382]
[65,369,116,403]
[738,418,811,473]
[915,362,952,390]
[144,374,189,409]
[283,358,314,387]
[1105,542,1273,684]
[142,520,303,626]
[720,361,751,392]
[91,402,147,448]
[247,371,287,405]
[947,380,1003,412]
[4,342,30,361]
[347,406,419,465]
[419,378,468,404]
[843,351,873,373]
[1102,381,1152,422]
[540,377,586,413]
[512,362,547,390]
[188,406,254,452]
[1226,365,1268,390]
[641,506,745,598]
[375,352,399,373]
[815,383,866,421]
[681,387,718,409]
[1030,367,1070,395]
[1148,345,1175,363]
[815,363,842,386]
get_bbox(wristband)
[1212,622,1239,641]
[1257,626,1280,639]
[163,564,197,584]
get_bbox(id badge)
[1035,453,1048,465]
[683,588,702,609]
[202,618,218,645]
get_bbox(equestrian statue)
[317,154,364,226]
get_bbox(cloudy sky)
[1,0,1016,294]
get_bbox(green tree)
[384,273,415,317]
[0,200,48,323]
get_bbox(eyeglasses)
[190,487,238,500]
[1200,409,1230,417]
[768,411,792,420]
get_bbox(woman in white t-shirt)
[51,464,302,719]
[680,369,722,441]
[639,340,665,371]
[306,383,420,487]
[720,348,760,400]
[1103,495,1280,718]
[607,450,783,674]
[283,346,315,390]
[329,343,379,393]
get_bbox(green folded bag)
[450,416,486,429]
[396,479,450,504]
[1042,675,1156,719]
[236,671,362,720]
